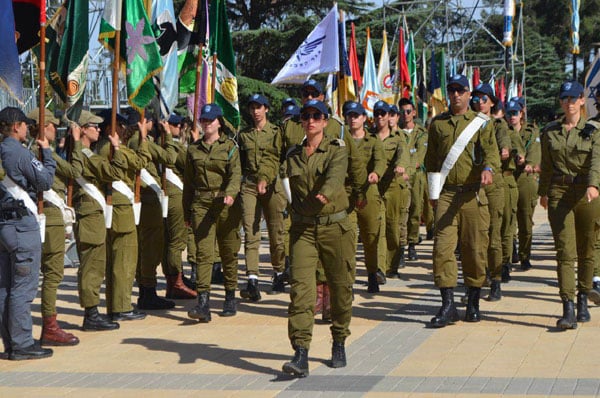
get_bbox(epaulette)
[431,111,451,122]
[541,120,560,134]
[82,147,95,159]
[330,138,345,147]
[580,120,600,140]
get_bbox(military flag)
[44,0,89,118]
[12,0,44,53]
[417,49,428,122]
[99,0,163,112]
[177,0,208,94]
[209,0,239,128]
[151,0,179,118]
[584,52,600,118]
[337,10,356,106]
[428,49,445,117]
[377,30,393,104]
[272,4,339,85]
[570,0,580,55]
[348,22,362,93]
[0,0,23,102]
[472,67,480,87]
[406,32,417,102]
[360,27,380,117]
[502,0,515,47]
[436,48,447,100]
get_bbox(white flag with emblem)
[585,52,600,119]
[271,5,339,85]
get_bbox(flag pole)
[106,22,122,211]
[211,53,217,100]
[193,44,204,125]
[37,0,47,215]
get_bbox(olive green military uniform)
[40,150,80,317]
[128,134,177,288]
[377,132,411,273]
[539,118,600,301]
[183,134,242,292]
[285,135,353,349]
[403,124,429,245]
[238,121,286,275]
[425,110,500,288]
[282,117,365,284]
[71,141,126,309]
[163,138,188,276]
[484,118,510,281]
[96,137,150,313]
[502,125,526,265]
[515,123,541,263]
[347,133,385,274]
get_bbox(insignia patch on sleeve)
[31,158,44,171]
[535,137,540,143]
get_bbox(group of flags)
[0,0,240,127]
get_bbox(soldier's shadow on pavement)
[121,337,298,375]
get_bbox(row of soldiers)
[0,75,548,360]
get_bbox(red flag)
[397,29,410,99]
[473,67,480,87]
[499,78,506,102]
[12,0,45,53]
[517,83,522,97]
[348,22,362,90]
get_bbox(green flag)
[209,0,239,128]
[407,32,417,103]
[99,0,162,112]
[44,0,89,118]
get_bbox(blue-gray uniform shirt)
[0,136,56,204]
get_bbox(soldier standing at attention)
[373,100,411,279]
[27,108,80,346]
[161,114,198,300]
[539,81,600,329]
[470,83,510,301]
[71,111,124,331]
[184,104,242,322]
[239,94,286,299]
[399,99,429,262]
[282,100,353,378]
[343,101,385,293]
[0,107,55,360]
[425,75,499,327]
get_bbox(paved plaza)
[1,205,600,397]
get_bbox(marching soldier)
[425,75,499,327]
[282,100,354,377]
[184,104,242,321]
[539,81,600,329]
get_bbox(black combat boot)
[407,243,418,260]
[556,300,577,329]
[487,280,502,302]
[222,290,236,317]
[282,347,309,377]
[240,278,261,301]
[430,288,459,328]
[183,262,197,290]
[282,256,291,284]
[330,341,347,368]
[576,292,590,322]
[520,259,532,271]
[188,291,211,322]
[588,281,600,305]
[9,343,53,360]
[268,272,285,295]
[501,263,511,283]
[367,273,379,293]
[83,306,120,331]
[464,287,481,322]
[397,247,406,269]
[376,269,387,284]
[211,262,224,284]
[511,239,519,263]
[137,286,175,310]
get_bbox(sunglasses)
[448,87,467,94]
[400,109,412,115]
[472,95,489,103]
[300,112,324,121]
[83,123,99,129]
[560,96,581,104]
[507,110,520,117]
[301,90,320,98]
[374,110,388,117]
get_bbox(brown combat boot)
[166,273,198,299]
[315,283,324,315]
[41,315,79,346]
[322,283,332,323]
